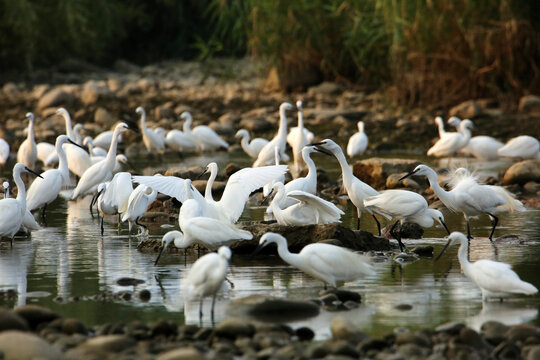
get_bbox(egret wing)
[287,190,344,220]
[470,260,522,292]
[218,165,288,222]
[132,175,187,203]
[103,172,132,210]
[364,190,426,218]
[183,217,253,246]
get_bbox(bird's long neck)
[358,122,364,133]
[27,118,35,145]
[56,142,70,183]
[106,128,122,169]
[457,240,472,274]
[205,168,217,201]
[87,141,95,157]
[239,134,250,152]
[275,239,300,267]
[277,107,288,139]
[64,113,75,140]
[139,111,147,130]
[332,147,354,187]
[424,170,454,209]
[297,108,304,130]
[303,152,317,183]
[435,119,444,137]
[14,169,27,212]
[183,116,192,134]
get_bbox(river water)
[0,150,538,339]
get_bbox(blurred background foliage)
[0,0,539,105]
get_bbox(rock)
[116,277,145,286]
[358,338,390,352]
[523,181,540,194]
[395,332,431,348]
[149,319,178,338]
[330,316,368,343]
[265,65,322,91]
[14,305,60,330]
[155,103,175,120]
[139,289,151,302]
[435,321,466,335]
[165,166,204,179]
[352,158,421,189]
[319,289,362,303]
[308,82,343,95]
[214,318,255,339]
[0,330,62,360]
[61,318,88,335]
[226,295,320,321]
[492,340,521,360]
[397,343,430,357]
[386,173,405,189]
[459,327,490,350]
[394,304,413,311]
[238,117,273,133]
[503,160,540,185]
[37,87,76,110]
[481,321,509,345]
[81,80,111,105]
[94,107,116,128]
[411,245,433,257]
[65,335,136,359]
[505,324,540,343]
[295,327,315,341]
[0,309,30,332]
[527,345,540,360]
[519,95,540,114]
[449,100,483,119]
[156,347,205,360]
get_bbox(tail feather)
[517,281,538,295]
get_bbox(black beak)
[439,217,451,235]
[125,120,140,133]
[67,138,86,151]
[435,238,452,261]
[91,188,104,208]
[197,168,208,180]
[251,243,267,256]
[154,246,165,266]
[260,189,274,205]
[314,147,332,156]
[25,167,43,179]
[399,170,417,181]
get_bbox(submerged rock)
[226,295,320,321]
[503,160,540,185]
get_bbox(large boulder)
[0,330,62,360]
[226,295,320,321]
[352,158,421,189]
[449,100,483,119]
[502,160,540,185]
[14,305,60,330]
[37,87,76,110]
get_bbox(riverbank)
[1,302,540,360]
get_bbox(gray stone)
[395,332,431,347]
[214,318,255,338]
[481,321,509,345]
[37,87,76,110]
[156,346,205,360]
[0,330,62,360]
[61,318,87,335]
[330,316,368,343]
[149,319,178,337]
[505,324,540,343]
[308,82,343,95]
[435,321,466,335]
[503,160,540,185]
[0,309,29,332]
[14,305,60,330]
[81,80,111,105]
[226,295,320,322]
[523,181,540,194]
[69,334,136,355]
[94,107,116,128]
[449,100,483,119]
[397,343,429,357]
[519,95,540,114]
[352,158,421,189]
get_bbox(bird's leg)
[372,214,381,236]
[135,217,148,236]
[10,236,14,247]
[89,198,94,218]
[466,218,471,261]
[324,283,328,290]
[100,215,104,236]
[41,204,47,222]
[184,249,187,266]
[486,212,498,243]
[356,209,361,230]
[389,221,406,252]
[211,294,216,327]
[199,298,204,327]
[225,277,235,289]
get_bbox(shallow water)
[0,151,539,339]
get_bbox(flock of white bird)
[0,103,538,318]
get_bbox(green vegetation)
[1,0,538,105]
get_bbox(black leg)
[356,216,360,230]
[225,277,235,289]
[199,298,203,326]
[89,198,94,218]
[466,218,471,260]
[487,212,498,242]
[389,221,405,252]
[135,217,148,230]
[372,214,381,236]
[41,204,47,222]
[100,215,104,236]
[10,236,14,247]
[211,294,216,327]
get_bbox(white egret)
[93,129,120,150]
[436,232,537,301]
[83,136,108,157]
[311,139,381,234]
[36,141,55,166]
[181,112,228,151]
[287,100,314,146]
[72,122,133,199]
[133,164,288,223]
[121,184,157,235]
[268,182,344,226]
[0,163,42,245]
[266,145,319,214]
[136,106,165,153]
[0,138,9,165]
[0,138,9,166]
[16,113,37,168]
[26,135,82,219]
[434,116,447,138]
[113,154,129,173]
[93,172,133,235]
[178,179,253,249]
[498,135,540,160]
[347,121,368,157]
[400,164,506,241]
[448,117,503,160]
[185,246,232,322]
[2,180,40,233]
[363,189,450,252]
[55,108,92,177]
[165,128,199,151]
[235,129,268,159]
[253,102,293,167]
[288,100,310,173]
[253,232,375,288]
[427,119,474,157]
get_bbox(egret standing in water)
[181,112,228,151]
[347,121,368,158]
[253,232,375,288]
[26,135,82,220]
[363,189,450,252]
[55,108,93,177]
[436,232,537,301]
[253,102,293,167]
[0,163,42,245]
[400,164,506,242]
[235,129,268,159]
[288,100,310,174]
[185,246,232,324]
[427,119,473,157]
[93,172,133,235]
[136,106,165,153]
[3,180,40,233]
[311,139,381,234]
[121,184,157,235]
[17,113,37,168]
[497,135,540,160]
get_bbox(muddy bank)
[1,303,540,360]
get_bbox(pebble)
[13,304,60,330]
[0,308,30,332]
